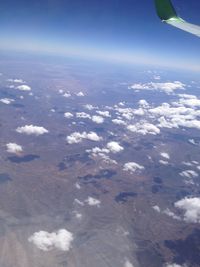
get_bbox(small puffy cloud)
[162,208,181,220]
[138,99,149,108]
[96,110,111,117]
[74,211,82,219]
[127,123,160,135]
[64,112,73,118]
[87,146,117,164]
[124,260,134,267]
[6,143,23,154]
[175,197,200,223]
[7,78,25,83]
[112,119,126,125]
[76,91,84,97]
[16,125,49,136]
[0,98,14,104]
[123,162,144,173]
[85,197,101,207]
[28,229,74,251]
[106,141,124,153]
[152,205,161,212]
[160,152,170,160]
[84,104,96,110]
[16,85,31,91]
[87,146,108,155]
[179,170,198,179]
[188,139,197,145]
[153,206,181,220]
[129,81,185,94]
[63,92,71,98]
[66,131,102,144]
[92,115,104,124]
[74,198,84,206]
[116,107,133,120]
[75,183,81,190]
[159,160,169,165]
[76,112,91,119]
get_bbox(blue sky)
[0,0,200,70]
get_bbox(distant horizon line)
[0,45,200,73]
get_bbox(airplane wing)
[155,0,200,37]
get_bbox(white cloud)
[0,98,14,104]
[160,152,170,160]
[85,197,101,207]
[96,110,111,117]
[92,115,104,124]
[84,104,96,110]
[178,93,197,99]
[112,119,126,125]
[153,206,181,220]
[106,141,124,153]
[179,170,198,179]
[138,99,149,108]
[76,112,91,119]
[179,98,200,107]
[86,146,117,164]
[74,199,84,206]
[149,101,200,131]
[64,112,73,118]
[152,205,161,212]
[75,183,81,189]
[133,108,145,116]
[7,78,25,83]
[16,125,49,136]
[124,259,134,267]
[129,81,185,94]
[97,153,117,164]
[59,90,71,98]
[74,211,82,219]
[159,160,169,165]
[162,208,181,220]
[175,197,200,223]
[6,143,23,154]
[28,229,74,251]
[123,162,144,173]
[127,122,160,135]
[16,85,31,91]
[66,131,102,144]
[63,92,71,98]
[116,108,133,120]
[76,91,84,97]
[87,146,109,155]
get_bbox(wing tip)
[155,0,178,21]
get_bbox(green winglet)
[155,0,178,21]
